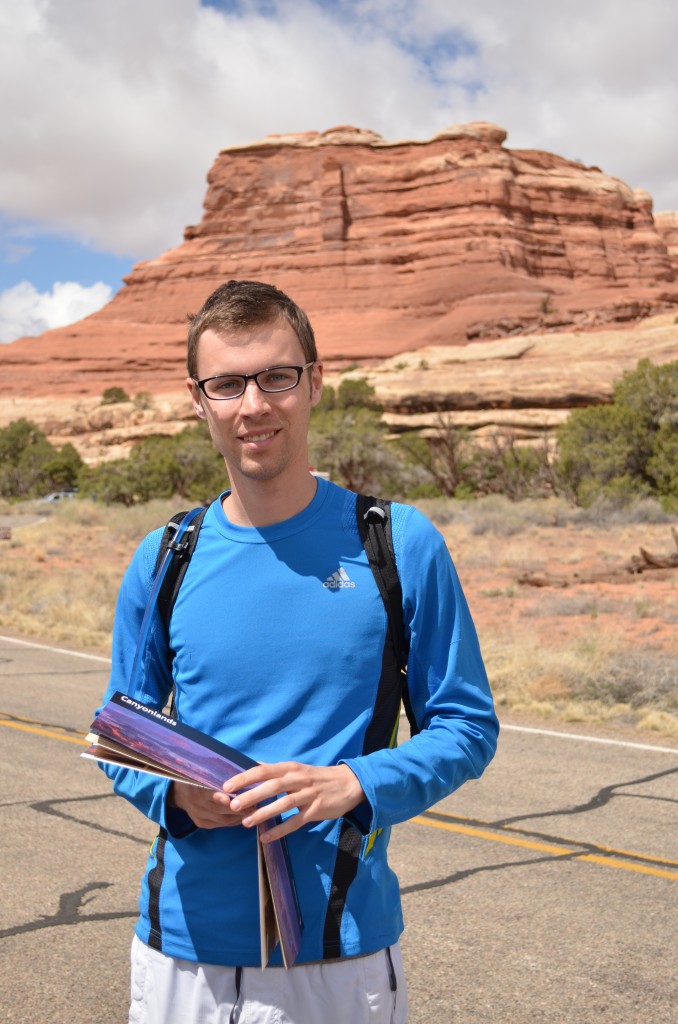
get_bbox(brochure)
[81,690,303,967]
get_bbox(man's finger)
[258,812,304,843]
[240,792,300,828]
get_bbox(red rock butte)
[3,122,678,398]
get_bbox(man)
[98,279,498,1024]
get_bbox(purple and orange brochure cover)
[81,691,302,967]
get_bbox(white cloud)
[0,281,113,343]
[0,0,677,265]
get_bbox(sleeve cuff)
[162,781,198,838]
[338,758,377,835]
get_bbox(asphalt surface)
[1,634,676,1023]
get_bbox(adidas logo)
[323,567,356,589]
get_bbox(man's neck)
[222,470,318,527]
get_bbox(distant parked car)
[42,490,78,503]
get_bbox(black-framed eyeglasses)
[194,362,315,401]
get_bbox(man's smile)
[240,429,279,444]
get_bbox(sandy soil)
[449,521,678,654]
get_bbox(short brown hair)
[187,280,317,378]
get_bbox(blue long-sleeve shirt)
[98,478,498,965]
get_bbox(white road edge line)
[500,722,678,755]
[397,710,678,755]
[4,635,677,755]
[0,634,111,664]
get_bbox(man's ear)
[310,361,324,408]
[186,377,207,420]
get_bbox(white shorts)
[129,934,408,1024]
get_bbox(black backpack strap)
[356,494,419,736]
[154,507,208,638]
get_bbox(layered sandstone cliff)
[3,313,677,465]
[2,122,677,405]
[657,210,678,262]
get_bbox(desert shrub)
[133,391,154,410]
[471,436,554,500]
[412,494,578,534]
[520,594,607,618]
[396,421,475,498]
[333,377,383,411]
[101,386,130,405]
[555,358,678,506]
[77,460,138,506]
[310,379,421,494]
[455,493,574,535]
[484,629,678,732]
[425,492,676,535]
[396,411,554,501]
[0,418,83,499]
[647,426,678,500]
[571,494,675,527]
[78,424,226,505]
[573,649,678,711]
[465,494,554,536]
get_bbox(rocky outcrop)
[2,122,678,403]
[3,313,677,463]
[370,313,678,439]
[657,211,678,261]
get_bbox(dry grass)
[0,498,178,650]
[425,495,678,740]
[481,629,678,737]
[1,494,677,739]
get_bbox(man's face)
[186,321,323,487]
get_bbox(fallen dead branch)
[518,527,678,588]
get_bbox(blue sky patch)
[0,218,134,297]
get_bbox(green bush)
[396,415,554,501]
[0,419,83,499]
[78,424,227,505]
[555,358,678,505]
[311,380,413,494]
[101,386,130,405]
[468,436,553,501]
[395,422,474,498]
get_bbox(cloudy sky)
[1,0,677,342]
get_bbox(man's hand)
[224,762,366,842]
[168,781,247,830]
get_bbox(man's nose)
[239,377,270,411]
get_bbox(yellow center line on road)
[7,713,677,880]
[578,854,678,880]
[412,815,678,881]
[413,816,572,856]
[0,717,87,745]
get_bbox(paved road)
[1,634,676,1023]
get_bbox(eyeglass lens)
[202,366,304,399]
